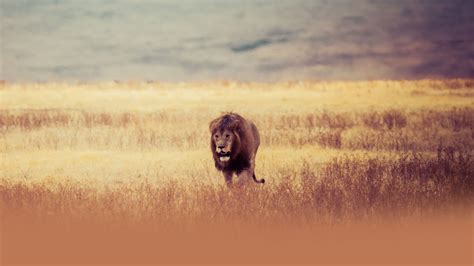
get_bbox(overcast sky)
[1,0,473,81]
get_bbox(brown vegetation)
[0,79,473,264]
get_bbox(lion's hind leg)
[250,154,265,184]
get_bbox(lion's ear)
[233,119,241,132]
[209,118,219,133]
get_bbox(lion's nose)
[217,144,225,149]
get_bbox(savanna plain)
[1,79,473,264]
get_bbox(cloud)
[2,0,473,81]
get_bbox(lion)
[209,113,265,186]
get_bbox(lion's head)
[209,113,243,169]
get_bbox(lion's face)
[212,129,235,163]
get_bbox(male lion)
[209,113,265,186]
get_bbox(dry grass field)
[1,79,473,264]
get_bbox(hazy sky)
[1,0,473,81]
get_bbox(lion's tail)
[252,173,265,184]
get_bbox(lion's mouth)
[217,152,231,162]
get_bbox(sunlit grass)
[0,79,473,226]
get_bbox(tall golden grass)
[1,79,473,220]
[1,79,473,264]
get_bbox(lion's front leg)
[223,171,233,187]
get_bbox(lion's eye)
[214,134,219,138]
[225,134,230,138]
